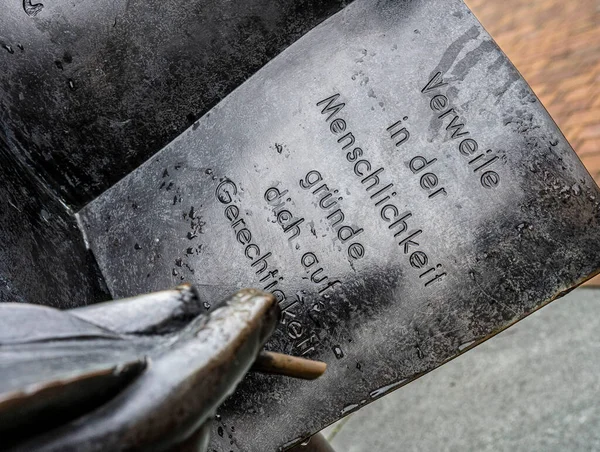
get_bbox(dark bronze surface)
[78,1,600,450]
[0,0,349,209]
[0,0,348,308]
[1,0,599,449]
[0,287,279,451]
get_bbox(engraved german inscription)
[422,71,501,189]
[215,178,317,353]
[316,94,447,287]
[387,118,411,148]
[299,170,365,261]
[407,155,448,199]
[301,251,342,313]
[385,117,448,199]
[264,187,305,242]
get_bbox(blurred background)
[322,1,600,450]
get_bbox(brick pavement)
[466,0,600,284]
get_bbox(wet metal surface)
[0,0,348,209]
[0,152,109,308]
[78,0,600,449]
[0,0,347,308]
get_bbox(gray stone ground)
[322,288,600,452]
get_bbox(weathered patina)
[76,0,600,450]
[1,0,599,450]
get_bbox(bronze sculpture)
[1,0,599,450]
[0,287,305,450]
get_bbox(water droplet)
[333,345,344,359]
[301,439,310,446]
[341,403,359,415]
[215,414,221,421]
[203,302,211,309]
[134,243,142,250]
[369,379,407,399]
[516,222,529,232]
[217,426,224,437]
[205,168,213,175]
[416,347,424,359]
[3,44,14,54]
[458,340,476,351]
[68,79,76,90]
[572,183,581,196]
[40,209,51,222]
[279,437,303,451]
[23,0,44,16]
